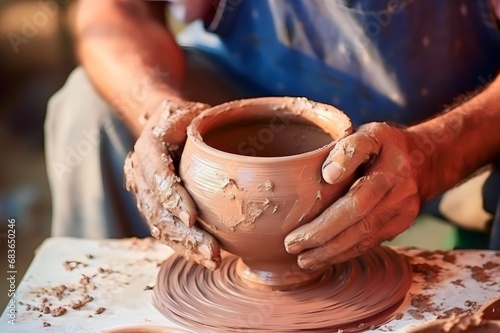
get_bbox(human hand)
[285,122,424,269]
[124,100,221,270]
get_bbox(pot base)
[235,258,326,291]
[153,246,412,333]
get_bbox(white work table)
[1,237,499,332]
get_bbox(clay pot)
[179,97,353,290]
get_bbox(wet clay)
[408,314,500,333]
[408,296,500,332]
[179,97,354,288]
[203,120,333,157]
[153,246,412,332]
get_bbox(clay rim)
[186,96,353,165]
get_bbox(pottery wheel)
[153,246,412,332]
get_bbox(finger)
[124,152,138,194]
[296,206,398,269]
[152,102,209,147]
[322,125,381,184]
[154,213,221,271]
[297,207,414,269]
[125,156,221,270]
[285,171,393,254]
[133,136,198,227]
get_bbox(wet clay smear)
[411,263,442,283]
[153,246,412,332]
[415,251,457,265]
[466,263,498,283]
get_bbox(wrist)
[139,96,210,146]
[406,101,475,202]
[139,93,187,123]
[404,126,444,203]
[134,91,197,136]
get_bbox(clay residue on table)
[22,269,99,320]
[437,306,474,319]
[409,296,500,332]
[19,238,165,328]
[466,265,492,283]
[408,309,425,320]
[483,261,499,270]
[403,248,500,333]
[409,314,500,333]
[451,279,466,288]
[411,263,443,283]
[63,260,88,271]
[415,250,457,264]
[411,294,439,313]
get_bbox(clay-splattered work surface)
[0,238,499,332]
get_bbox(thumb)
[322,128,381,184]
[152,102,210,146]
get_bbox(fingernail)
[322,161,343,184]
[285,242,301,254]
[179,211,191,226]
[150,226,160,238]
[298,256,317,270]
[284,234,304,254]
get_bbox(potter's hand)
[285,122,423,269]
[124,101,222,270]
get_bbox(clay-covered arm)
[75,0,186,136]
[75,0,221,268]
[285,74,500,269]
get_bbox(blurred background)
[0,0,77,309]
[0,0,455,311]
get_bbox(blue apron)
[180,0,500,125]
[178,0,500,248]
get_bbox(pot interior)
[203,117,332,157]
[198,104,336,158]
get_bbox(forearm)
[409,74,500,202]
[75,0,187,136]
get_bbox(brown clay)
[408,296,500,333]
[179,97,353,289]
[153,246,412,332]
[408,315,500,333]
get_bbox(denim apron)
[177,0,500,249]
